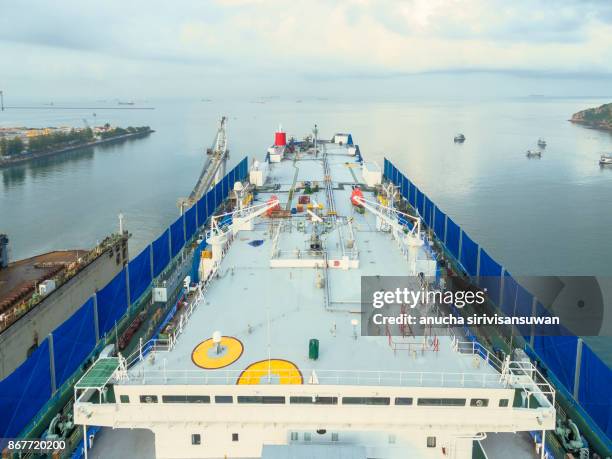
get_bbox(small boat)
[454,133,465,142]
[537,138,547,148]
[600,154,612,165]
[526,149,542,158]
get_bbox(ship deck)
[121,143,502,389]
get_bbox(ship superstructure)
[74,129,555,459]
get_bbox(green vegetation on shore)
[99,125,150,139]
[0,125,151,158]
[28,127,94,153]
[0,137,25,156]
[570,103,612,130]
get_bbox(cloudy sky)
[1,0,611,100]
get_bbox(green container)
[309,338,319,360]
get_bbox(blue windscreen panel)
[433,207,446,242]
[197,194,207,228]
[207,189,216,217]
[533,334,577,393]
[0,338,51,438]
[392,165,399,186]
[221,175,229,199]
[185,205,197,241]
[97,268,128,335]
[239,157,248,180]
[152,229,170,278]
[228,168,236,191]
[478,248,502,306]
[52,299,96,387]
[384,158,390,179]
[501,273,518,316]
[578,344,612,437]
[214,182,223,208]
[416,189,425,216]
[460,231,478,277]
[515,284,534,338]
[424,197,434,227]
[170,215,185,258]
[128,246,152,304]
[409,185,417,208]
[400,176,408,198]
[446,217,460,259]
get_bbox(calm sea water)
[1,98,611,275]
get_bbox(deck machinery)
[74,127,556,459]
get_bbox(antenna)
[0,91,4,111]
[118,213,124,234]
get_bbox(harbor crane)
[177,116,229,213]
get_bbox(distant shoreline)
[569,103,612,132]
[568,119,612,132]
[0,129,154,169]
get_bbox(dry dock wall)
[0,157,248,439]
[0,237,128,379]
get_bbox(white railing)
[119,367,504,388]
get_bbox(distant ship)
[537,138,547,148]
[118,101,135,106]
[599,154,612,165]
[454,133,465,142]
[526,149,542,158]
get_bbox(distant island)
[0,124,153,168]
[570,103,612,131]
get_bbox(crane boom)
[178,117,230,213]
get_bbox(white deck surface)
[122,143,501,388]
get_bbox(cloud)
[0,0,610,98]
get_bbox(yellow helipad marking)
[237,359,303,385]
[191,336,243,369]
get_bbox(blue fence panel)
[433,207,446,242]
[515,284,534,338]
[185,205,197,241]
[214,182,223,208]
[478,248,502,306]
[152,229,170,278]
[501,272,518,316]
[197,194,207,228]
[460,231,478,277]
[128,246,152,304]
[97,268,128,335]
[229,168,236,191]
[446,217,460,259]
[0,338,51,438]
[221,175,229,199]
[424,197,434,227]
[170,215,185,258]
[207,189,216,217]
[416,189,425,216]
[240,157,248,180]
[578,344,612,438]
[52,299,96,387]
[533,334,577,393]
